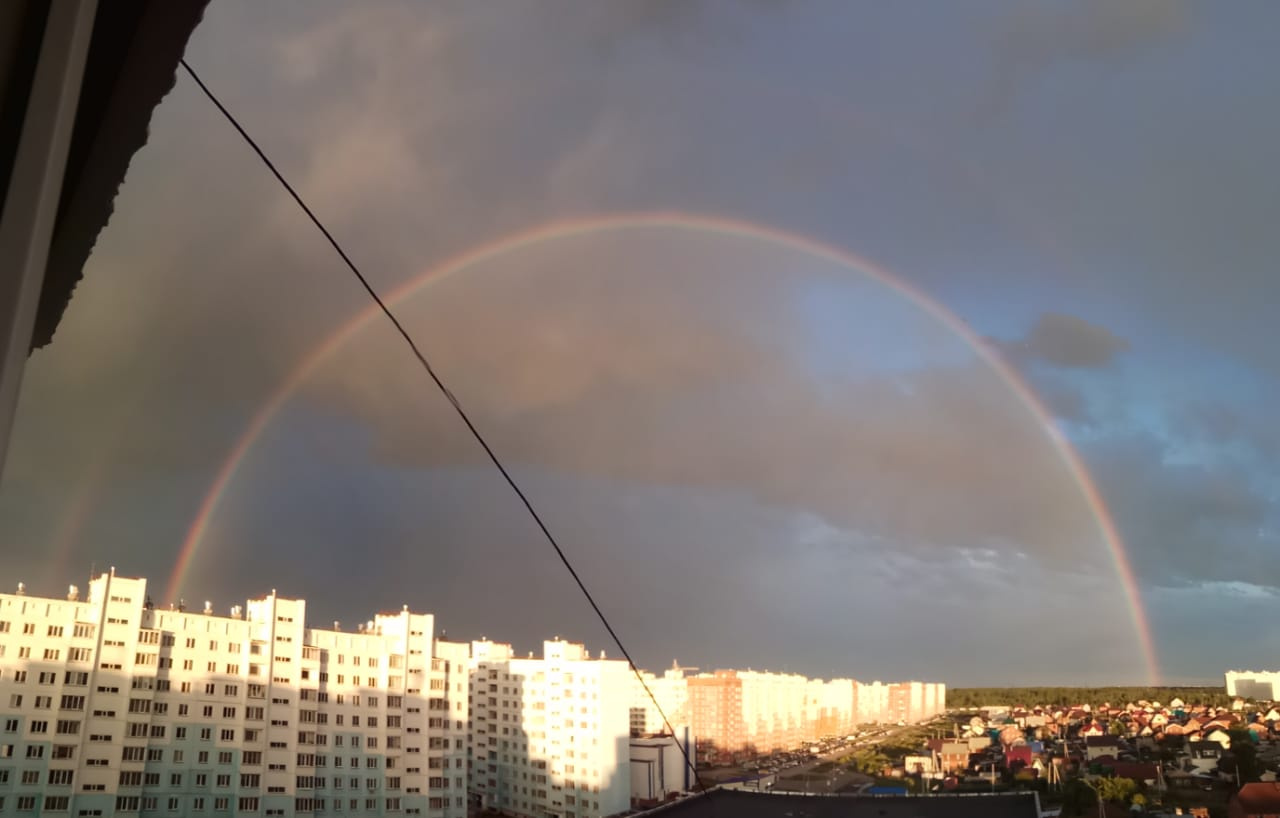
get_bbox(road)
[746,723,928,795]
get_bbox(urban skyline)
[0,571,949,818]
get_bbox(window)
[23,770,40,784]
[237,797,259,811]
[56,720,80,735]
[26,745,45,758]
[147,749,162,762]
[53,744,75,759]
[63,672,88,686]
[171,773,183,786]
[216,774,231,788]
[220,729,235,741]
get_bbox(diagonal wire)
[178,58,712,798]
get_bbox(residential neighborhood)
[882,693,1280,818]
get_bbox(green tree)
[1096,777,1137,804]
[852,749,890,775]
[1219,742,1262,784]
[1061,779,1097,818]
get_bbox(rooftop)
[643,790,1040,818]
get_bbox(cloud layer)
[2,0,1277,684]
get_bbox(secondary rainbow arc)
[165,211,1160,683]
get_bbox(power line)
[178,58,709,797]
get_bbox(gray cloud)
[987,0,1190,114]
[1084,432,1279,591]
[997,312,1130,370]
[3,0,1277,684]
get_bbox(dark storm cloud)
[1084,432,1279,591]
[987,0,1190,113]
[997,312,1130,370]
[4,0,1278,683]
[300,235,1106,577]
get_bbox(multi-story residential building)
[1226,670,1280,701]
[856,681,893,725]
[685,673,945,759]
[812,679,856,737]
[685,672,743,761]
[467,639,632,818]
[0,571,468,818]
[628,663,689,738]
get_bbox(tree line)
[947,687,1235,710]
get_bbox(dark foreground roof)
[25,0,209,351]
[646,790,1040,818]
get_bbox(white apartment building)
[855,681,889,725]
[467,639,632,818]
[628,664,688,737]
[0,572,469,818]
[1225,670,1280,701]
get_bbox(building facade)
[1225,671,1280,701]
[0,572,469,818]
[467,639,632,818]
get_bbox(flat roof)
[645,790,1040,818]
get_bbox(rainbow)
[166,211,1159,682]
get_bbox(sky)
[3,0,1279,687]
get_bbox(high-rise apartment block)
[1,572,946,816]
[466,639,633,818]
[0,572,469,818]
[648,672,946,761]
[1225,670,1280,701]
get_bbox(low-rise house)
[1086,736,1121,760]
[1229,781,1280,818]
[1206,728,1234,748]
[1106,761,1161,788]
[1184,741,1224,775]
[939,742,971,773]
[1006,745,1034,771]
